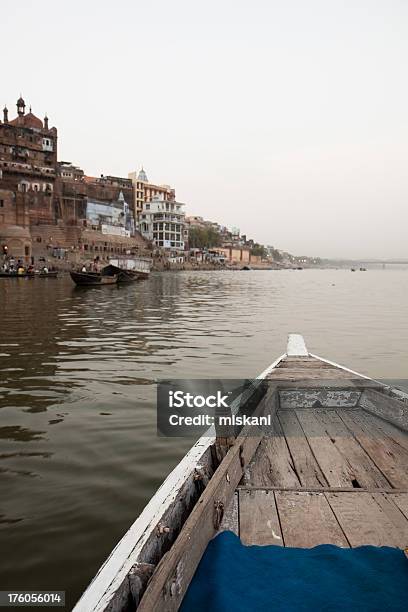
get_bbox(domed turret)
[17,96,26,116]
[138,166,148,182]
[24,112,43,129]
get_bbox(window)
[0,200,3,208]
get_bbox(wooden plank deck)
[74,336,408,612]
[233,353,408,549]
[236,488,408,548]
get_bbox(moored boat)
[73,334,408,612]
[70,270,118,286]
[109,256,152,281]
[0,270,35,278]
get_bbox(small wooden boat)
[109,257,152,281]
[70,270,118,286]
[0,271,31,278]
[38,270,58,278]
[74,334,408,612]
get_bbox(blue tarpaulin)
[181,531,408,612]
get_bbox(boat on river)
[0,271,32,278]
[70,270,118,286]
[73,334,408,612]
[38,270,58,278]
[0,269,58,278]
[70,257,151,286]
[109,257,151,281]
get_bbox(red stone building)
[0,96,58,257]
[0,96,147,262]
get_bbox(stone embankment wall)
[152,259,224,272]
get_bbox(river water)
[0,269,407,609]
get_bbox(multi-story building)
[128,167,175,218]
[0,96,59,257]
[85,191,135,237]
[0,95,147,261]
[139,195,186,250]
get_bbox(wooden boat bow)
[73,334,408,612]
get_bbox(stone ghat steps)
[30,225,149,261]
[30,225,81,250]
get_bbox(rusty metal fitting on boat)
[157,523,171,535]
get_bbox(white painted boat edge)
[286,333,308,357]
[73,435,213,612]
[310,352,408,401]
[74,352,287,612]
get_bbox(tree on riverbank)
[250,243,267,259]
[268,247,283,262]
[188,227,221,249]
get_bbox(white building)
[86,191,135,237]
[139,195,186,250]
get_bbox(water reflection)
[0,269,407,609]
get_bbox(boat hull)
[0,272,33,278]
[74,335,408,612]
[70,271,117,286]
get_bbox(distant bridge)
[331,259,408,266]
[358,260,408,265]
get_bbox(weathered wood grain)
[279,389,361,409]
[326,491,408,547]
[295,410,355,487]
[218,491,239,536]
[357,412,408,452]
[267,369,357,380]
[277,410,327,487]
[245,415,300,487]
[238,486,408,494]
[137,389,277,612]
[239,489,283,546]
[389,493,408,521]
[313,409,391,489]
[278,360,336,369]
[275,491,349,547]
[128,563,155,608]
[339,410,408,488]
[359,389,408,432]
[373,493,408,541]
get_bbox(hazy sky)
[3,1,408,258]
